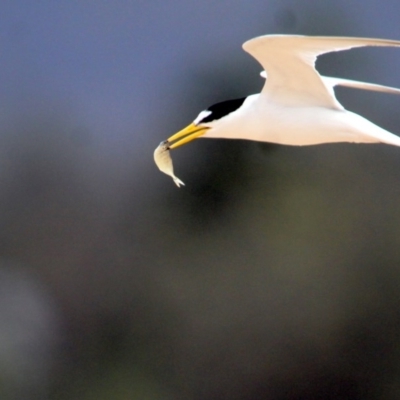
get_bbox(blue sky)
[1,1,400,168]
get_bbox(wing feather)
[243,35,400,109]
[323,76,400,95]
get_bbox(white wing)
[260,71,400,96]
[323,76,400,95]
[243,35,400,109]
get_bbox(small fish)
[153,141,185,187]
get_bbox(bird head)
[167,97,247,149]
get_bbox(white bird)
[162,34,400,152]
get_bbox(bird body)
[204,93,400,146]
[155,34,400,184]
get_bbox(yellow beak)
[168,123,209,149]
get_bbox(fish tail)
[173,177,185,187]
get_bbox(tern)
[164,34,400,149]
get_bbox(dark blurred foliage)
[1,1,400,399]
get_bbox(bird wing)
[323,76,400,95]
[260,71,400,95]
[243,35,400,109]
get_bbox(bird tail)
[358,123,400,147]
[375,131,400,147]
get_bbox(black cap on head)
[196,97,247,124]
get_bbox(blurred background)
[1,1,400,399]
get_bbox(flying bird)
[154,35,400,184]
